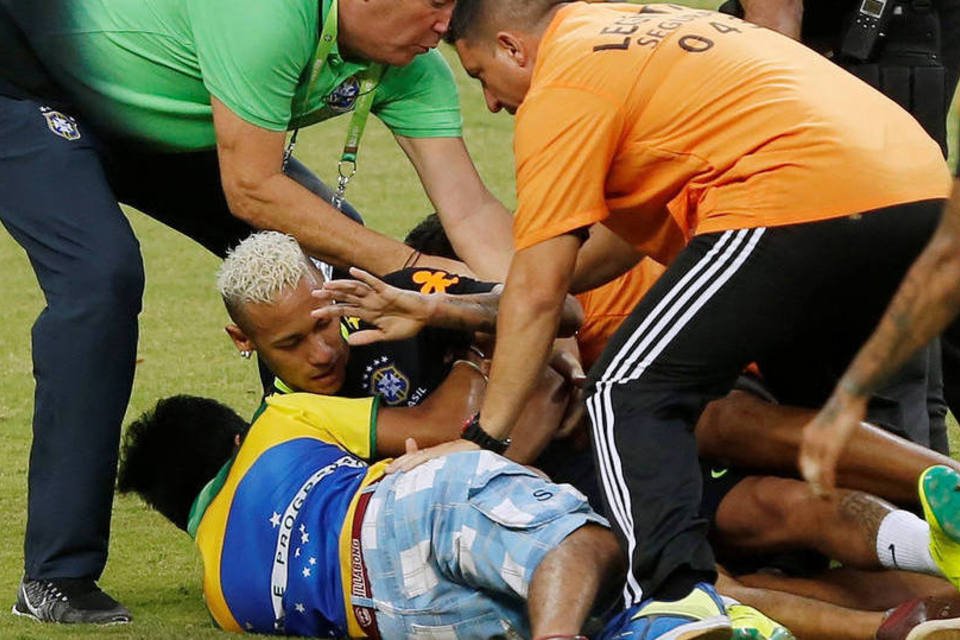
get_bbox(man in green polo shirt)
[0,0,515,624]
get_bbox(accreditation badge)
[325,76,361,113]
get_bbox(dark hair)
[117,395,247,531]
[404,213,460,260]
[445,0,488,44]
[445,0,568,44]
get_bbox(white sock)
[876,509,940,576]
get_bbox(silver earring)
[239,350,252,360]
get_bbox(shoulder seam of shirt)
[204,82,289,131]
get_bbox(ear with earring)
[239,350,253,360]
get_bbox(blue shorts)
[360,451,608,639]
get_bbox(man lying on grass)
[309,229,960,640]
[117,393,629,638]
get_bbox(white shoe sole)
[11,603,130,625]
[11,604,41,622]
[906,617,960,640]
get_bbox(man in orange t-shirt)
[387,2,953,638]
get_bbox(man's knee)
[560,523,623,566]
[696,391,764,458]
[697,390,813,470]
[60,241,145,315]
[715,476,814,548]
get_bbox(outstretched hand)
[311,267,435,344]
[386,438,480,474]
[798,389,868,498]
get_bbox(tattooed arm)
[800,180,960,495]
[312,266,583,344]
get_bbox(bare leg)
[696,390,960,505]
[736,568,956,612]
[717,572,883,640]
[714,476,893,569]
[527,524,625,637]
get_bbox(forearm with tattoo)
[432,293,500,333]
[430,287,582,337]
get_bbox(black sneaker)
[12,577,132,624]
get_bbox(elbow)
[222,174,271,228]
[695,394,748,459]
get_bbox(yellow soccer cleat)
[728,603,795,640]
[918,465,960,589]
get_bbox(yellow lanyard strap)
[285,0,384,206]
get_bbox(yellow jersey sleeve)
[263,393,379,460]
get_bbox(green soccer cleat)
[918,465,960,589]
[728,603,795,640]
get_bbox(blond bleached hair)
[217,231,315,313]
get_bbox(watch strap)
[461,413,511,455]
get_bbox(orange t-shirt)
[513,3,951,259]
[576,258,664,370]
[576,258,763,380]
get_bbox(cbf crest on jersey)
[325,76,361,113]
[39,107,81,141]
[363,356,410,405]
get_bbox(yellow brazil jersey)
[191,393,388,637]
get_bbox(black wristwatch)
[461,412,511,455]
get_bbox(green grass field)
[0,2,958,637]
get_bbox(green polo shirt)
[17,0,461,150]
